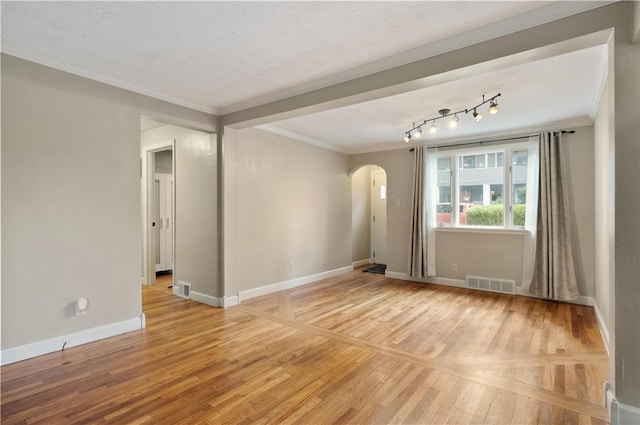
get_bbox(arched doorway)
[351,165,387,266]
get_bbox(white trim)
[385,271,467,288]
[0,316,144,366]
[588,45,610,120]
[611,398,640,425]
[385,271,408,280]
[515,287,594,306]
[190,290,221,307]
[387,270,595,306]
[183,291,238,308]
[605,386,614,409]
[352,259,372,268]
[223,295,239,308]
[427,276,467,288]
[255,124,348,154]
[237,266,353,303]
[436,227,527,236]
[593,301,611,354]
[1,46,217,115]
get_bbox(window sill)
[435,226,527,236]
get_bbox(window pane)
[460,155,474,169]
[490,184,503,204]
[512,150,528,227]
[460,149,504,226]
[437,158,450,170]
[488,152,504,168]
[459,185,483,204]
[437,157,452,225]
[512,150,528,166]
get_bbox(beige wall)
[351,165,374,263]
[1,56,140,349]
[223,127,351,295]
[141,125,219,298]
[435,231,524,283]
[1,54,216,352]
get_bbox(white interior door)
[154,172,173,272]
[371,170,387,264]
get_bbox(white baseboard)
[387,270,596,306]
[223,295,239,307]
[352,259,371,267]
[189,291,239,308]
[427,276,467,288]
[611,397,640,425]
[385,270,407,280]
[190,290,222,307]
[385,271,466,288]
[593,301,610,354]
[515,287,594,306]
[237,265,353,303]
[0,315,145,366]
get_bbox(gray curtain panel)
[407,147,428,278]
[529,132,579,301]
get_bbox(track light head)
[489,101,499,115]
[449,114,459,128]
[404,133,411,143]
[473,109,484,122]
[414,126,422,138]
[429,121,438,134]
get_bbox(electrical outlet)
[289,261,295,271]
[451,264,458,272]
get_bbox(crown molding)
[255,124,349,154]
[0,48,218,115]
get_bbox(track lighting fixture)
[402,93,501,142]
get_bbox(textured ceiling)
[1,1,610,152]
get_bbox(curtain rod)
[408,130,575,152]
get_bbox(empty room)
[1,2,639,424]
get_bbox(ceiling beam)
[221,3,619,129]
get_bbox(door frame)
[142,140,175,286]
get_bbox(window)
[433,142,532,228]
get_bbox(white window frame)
[433,141,530,230]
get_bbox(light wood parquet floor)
[1,268,609,424]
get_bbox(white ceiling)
[1,1,610,153]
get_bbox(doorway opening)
[151,148,174,289]
[351,165,387,268]
[141,122,175,290]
